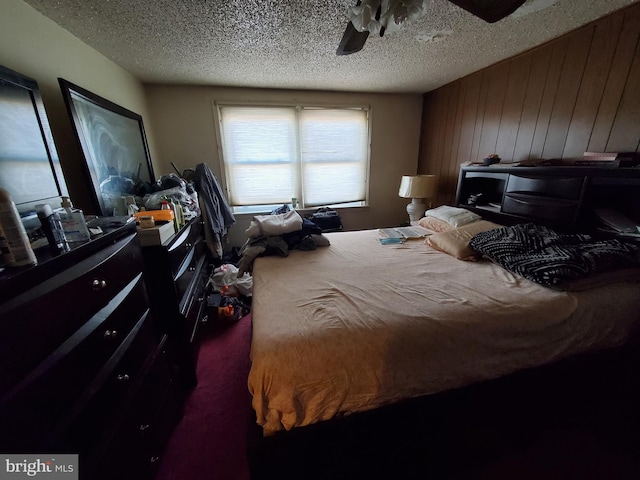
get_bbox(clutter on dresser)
[35,203,69,255]
[59,196,90,243]
[136,221,175,246]
[0,188,38,267]
[0,220,186,480]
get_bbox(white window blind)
[218,105,369,209]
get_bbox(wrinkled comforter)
[249,229,640,435]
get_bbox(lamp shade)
[398,175,437,199]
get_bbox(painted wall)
[144,85,423,247]
[1,0,422,241]
[0,0,157,215]
[418,3,640,207]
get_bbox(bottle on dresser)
[0,188,37,266]
[36,203,70,255]
[59,196,91,244]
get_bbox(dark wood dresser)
[139,215,211,389]
[0,222,184,480]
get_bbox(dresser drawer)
[140,215,206,389]
[55,310,158,465]
[175,238,206,309]
[124,337,175,436]
[174,242,197,305]
[167,221,203,280]
[0,233,143,396]
[502,194,578,223]
[95,336,182,480]
[505,175,585,200]
[184,263,208,345]
[0,274,149,451]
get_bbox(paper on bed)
[379,225,430,239]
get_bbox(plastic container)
[172,199,184,228]
[0,188,37,266]
[167,201,179,232]
[60,196,90,243]
[133,209,174,223]
[36,203,69,254]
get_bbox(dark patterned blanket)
[468,223,640,288]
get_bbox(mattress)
[248,229,640,435]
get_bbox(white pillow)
[424,205,481,228]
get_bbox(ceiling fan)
[337,0,528,55]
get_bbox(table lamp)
[398,175,437,224]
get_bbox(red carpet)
[155,312,640,480]
[156,314,253,480]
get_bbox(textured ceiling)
[23,0,640,93]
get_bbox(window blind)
[218,105,369,208]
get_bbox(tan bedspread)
[248,229,640,435]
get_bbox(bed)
[248,226,640,437]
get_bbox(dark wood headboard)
[455,165,640,231]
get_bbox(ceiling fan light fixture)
[447,0,528,23]
[347,0,431,37]
[337,0,528,55]
[336,21,370,55]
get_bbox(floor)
[155,314,253,480]
[156,313,640,480]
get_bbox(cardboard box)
[136,222,175,246]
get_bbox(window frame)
[212,100,372,214]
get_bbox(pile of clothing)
[237,205,330,275]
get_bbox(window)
[216,104,370,211]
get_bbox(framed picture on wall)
[58,78,155,216]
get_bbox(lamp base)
[406,198,427,224]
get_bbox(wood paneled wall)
[418,3,640,206]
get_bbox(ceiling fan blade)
[448,0,527,23]
[337,21,370,56]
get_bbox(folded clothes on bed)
[424,205,481,227]
[469,223,640,289]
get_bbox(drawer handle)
[92,279,107,290]
[189,266,196,272]
[138,424,151,432]
[185,243,193,248]
[200,315,209,325]
[103,330,118,340]
[150,456,160,464]
[116,374,130,382]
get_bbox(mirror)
[0,65,68,220]
[58,78,155,216]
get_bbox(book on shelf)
[575,152,640,168]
